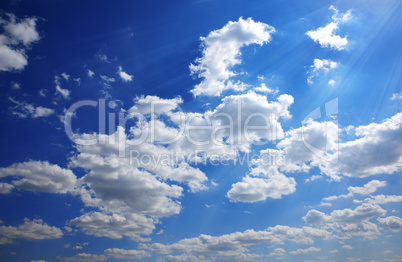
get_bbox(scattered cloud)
[190,17,275,96]
[0,13,40,71]
[306,6,351,50]
[0,218,62,244]
[8,97,54,118]
[290,247,320,255]
[307,59,338,85]
[118,66,134,82]
[0,160,77,194]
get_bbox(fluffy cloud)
[0,161,77,194]
[69,212,155,241]
[321,113,402,178]
[364,195,402,205]
[141,225,330,260]
[118,66,134,82]
[0,13,40,71]
[307,58,338,84]
[0,218,62,244]
[306,6,350,50]
[104,248,151,259]
[304,203,386,239]
[8,97,54,118]
[0,182,14,194]
[190,17,275,96]
[278,112,402,180]
[227,174,296,202]
[277,119,339,173]
[227,149,296,202]
[377,216,402,231]
[289,247,320,255]
[322,180,386,203]
[55,75,71,99]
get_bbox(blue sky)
[0,0,401,261]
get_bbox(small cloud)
[390,93,402,101]
[118,66,134,82]
[328,79,336,86]
[61,72,70,81]
[87,69,95,78]
[11,82,21,89]
[55,85,70,99]
[156,229,163,235]
[39,89,47,96]
[342,245,354,250]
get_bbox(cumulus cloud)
[104,248,151,259]
[190,17,275,96]
[0,182,14,194]
[304,203,386,239]
[321,113,402,178]
[307,58,338,84]
[118,66,134,82]
[0,13,40,71]
[0,218,63,244]
[321,180,386,203]
[0,160,77,194]
[289,247,320,255]
[8,97,54,118]
[227,149,296,202]
[278,112,402,180]
[377,216,402,232]
[306,6,351,50]
[141,225,330,260]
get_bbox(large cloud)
[0,218,63,244]
[0,13,40,71]
[190,17,275,96]
[141,225,330,260]
[304,203,386,239]
[0,161,77,194]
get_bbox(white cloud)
[190,17,275,96]
[87,69,95,78]
[142,225,330,260]
[377,216,402,232]
[322,180,386,203]
[328,79,336,86]
[0,13,40,71]
[269,248,287,257]
[118,66,134,82]
[0,218,63,244]
[321,113,402,178]
[58,253,106,262]
[54,75,71,99]
[61,72,70,81]
[104,248,151,259]
[307,59,338,84]
[157,255,214,262]
[0,182,14,194]
[290,247,320,255]
[306,7,350,50]
[69,212,154,241]
[11,81,21,89]
[0,160,77,194]
[342,245,354,250]
[227,151,296,202]
[8,97,54,118]
[277,119,339,173]
[304,203,385,239]
[364,195,402,205]
[390,93,402,101]
[253,83,275,94]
